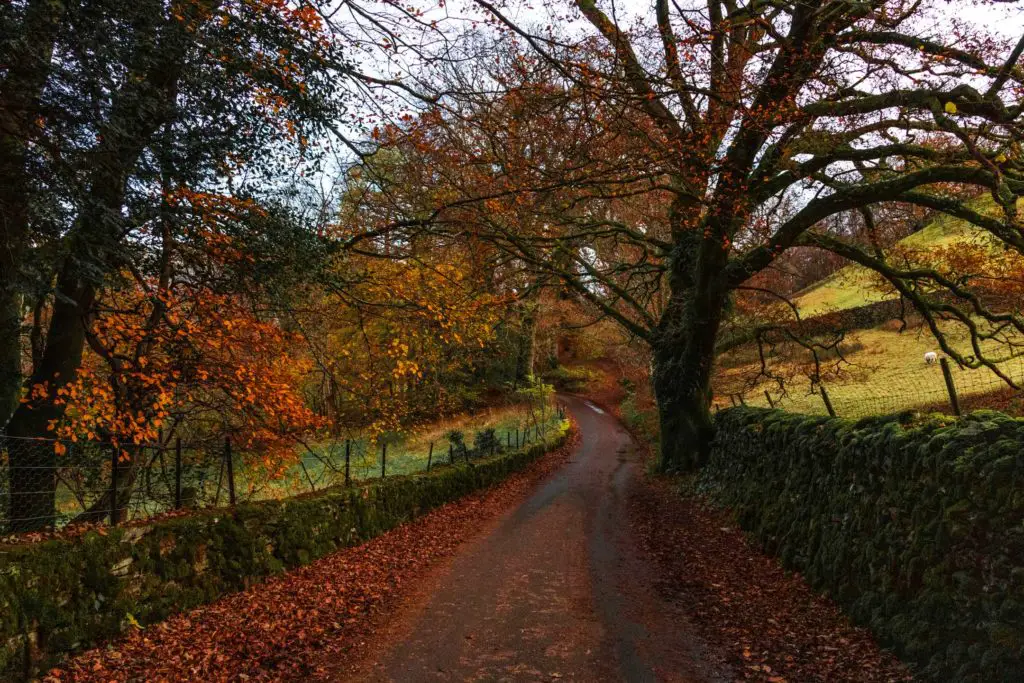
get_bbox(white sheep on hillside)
[924,351,938,365]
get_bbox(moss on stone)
[701,407,1023,682]
[0,426,569,680]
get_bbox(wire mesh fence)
[719,355,1024,420]
[0,404,569,536]
[0,436,217,534]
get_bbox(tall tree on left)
[0,0,347,531]
[0,0,65,430]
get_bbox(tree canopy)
[4,0,1024,530]
[360,0,1024,469]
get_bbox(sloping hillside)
[715,320,1024,418]
[793,200,998,316]
[717,197,1024,418]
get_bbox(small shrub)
[473,428,499,456]
[444,385,485,412]
[621,393,658,441]
[445,430,467,461]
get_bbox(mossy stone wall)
[0,430,568,679]
[700,408,1023,682]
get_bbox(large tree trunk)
[0,0,66,531]
[0,0,66,429]
[5,264,97,531]
[651,331,719,472]
[5,0,195,530]
[651,225,729,472]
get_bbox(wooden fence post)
[300,460,317,492]
[426,442,433,471]
[174,437,182,510]
[940,357,962,416]
[145,434,154,499]
[344,439,351,487]
[110,443,119,525]
[819,384,837,417]
[225,436,236,505]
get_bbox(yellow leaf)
[944,101,958,114]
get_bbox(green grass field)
[10,400,566,531]
[793,198,1003,316]
[716,320,1024,418]
[237,401,566,500]
[710,196,1024,418]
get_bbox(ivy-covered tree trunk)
[652,312,725,470]
[0,0,66,430]
[651,232,728,472]
[652,329,722,471]
[515,297,539,384]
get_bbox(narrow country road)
[58,394,909,682]
[349,395,731,682]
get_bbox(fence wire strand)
[0,406,567,536]
[727,356,1024,419]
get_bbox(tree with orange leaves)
[15,185,326,522]
[0,0,429,530]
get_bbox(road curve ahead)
[350,395,729,683]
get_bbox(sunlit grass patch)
[716,320,1024,418]
[792,197,1009,317]
[256,401,566,496]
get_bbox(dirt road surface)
[349,395,731,683]
[59,395,907,682]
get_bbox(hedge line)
[0,425,570,679]
[699,408,1023,682]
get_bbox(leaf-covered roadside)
[49,428,580,682]
[629,478,912,683]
